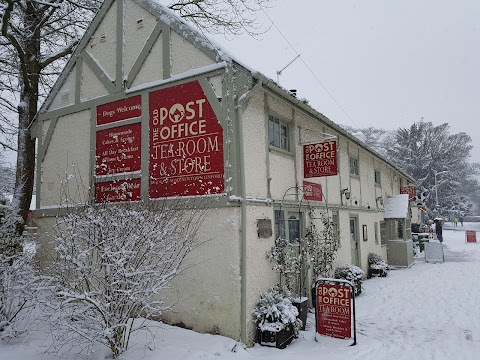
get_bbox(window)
[274,209,301,243]
[274,210,286,240]
[380,221,386,246]
[349,157,359,176]
[374,222,379,245]
[268,115,289,151]
[374,170,381,185]
[331,211,340,246]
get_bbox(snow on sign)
[466,230,477,243]
[315,279,356,344]
[303,141,337,178]
[149,81,224,198]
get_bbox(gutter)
[235,77,267,344]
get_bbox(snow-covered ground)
[2,222,480,359]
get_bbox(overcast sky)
[210,0,480,163]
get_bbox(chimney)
[289,89,297,97]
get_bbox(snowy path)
[2,225,480,359]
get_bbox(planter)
[293,297,308,331]
[257,326,295,349]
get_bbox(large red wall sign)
[149,81,224,198]
[95,96,142,203]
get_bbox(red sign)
[97,96,141,125]
[149,81,224,198]
[303,180,322,201]
[95,123,141,176]
[400,186,416,200]
[95,179,141,203]
[303,141,337,178]
[466,230,477,243]
[316,284,352,339]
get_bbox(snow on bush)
[252,285,302,333]
[368,253,389,278]
[334,265,364,296]
[40,201,206,358]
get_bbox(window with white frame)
[380,220,386,246]
[374,169,381,185]
[331,210,340,246]
[349,156,359,176]
[268,115,289,151]
[274,209,301,243]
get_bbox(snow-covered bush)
[0,203,36,338]
[267,238,304,297]
[334,265,364,296]
[367,253,388,278]
[40,200,206,358]
[252,285,302,334]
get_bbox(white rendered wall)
[160,207,242,340]
[171,31,214,76]
[80,61,110,101]
[40,110,91,207]
[48,68,76,111]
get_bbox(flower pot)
[257,326,295,349]
[293,298,308,330]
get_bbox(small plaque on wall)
[257,219,272,238]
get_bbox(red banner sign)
[303,141,337,178]
[95,123,141,176]
[149,81,224,198]
[97,96,141,125]
[466,230,477,243]
[95,179,141,203]
[303,180,322,201]
[316,284,352,339]
[400,186,416,200]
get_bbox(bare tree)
[0,0,273,228]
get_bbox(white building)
[31,0,415,346]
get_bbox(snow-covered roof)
[384,194,409,219]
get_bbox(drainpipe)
[236,75,268,344]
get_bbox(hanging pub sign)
[303,141,337,178]
[400,186,416,201]
[315,278,356,345]
[303,180,323,202]
[149,81,224,198]
[466,230,477,244]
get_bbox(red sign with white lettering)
[149,81,224,198]
[466,230,477,243]
[303,180,323,202]
[95,122,141,176]
[95,178,141,203]
[400,186,416,200]
[304,141,337,178]
[97,96,141,125]
[316,283,352,339]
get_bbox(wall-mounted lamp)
[340,188,351,200]
[376,196,383,206]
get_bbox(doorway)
[350,216,361,267]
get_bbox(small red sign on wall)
[95,178,141,203]
[149,81,224,198]
[303,180,322,201]
[97,96,141,125]
[316,283,352,339]
[400,186,416,200]
[466,230,477,243]
[95,122,142,176]
[303,141,337,178]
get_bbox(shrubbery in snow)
[39,200,206,358]
[334,265,364,296]
[367,253,389,278]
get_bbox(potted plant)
[367,253,389,278]
[252,285,302,349]
[334,265,364,296]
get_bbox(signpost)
[466,230,477,244]
[303,141,337,178]
[315,278,356,345]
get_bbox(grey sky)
[211,0,480,163]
